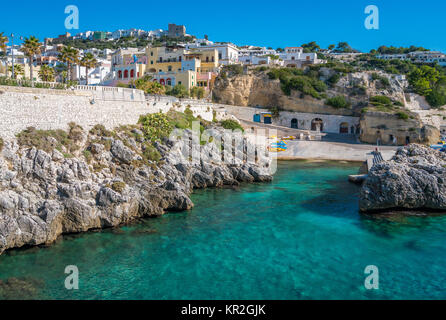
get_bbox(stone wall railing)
[0,84,146,102]
[76,85,146,102]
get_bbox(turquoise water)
[1,161,446,299]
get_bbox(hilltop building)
[168,24,186,38]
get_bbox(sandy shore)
[273,140,398,162]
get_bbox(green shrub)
[89,124,113,137]
[0,137,3,152]
[267,68,325,98]
[327,73,341,87]
[255,66,268,72]
[223,64,243,76]
[142,143,161,163]
[111,181,126,193]
[16,127,79,153]
[370,95,392,106]
[138,113,173,142]
[190,86,205,99]
[325,96,350,109]
[83,150,92,163]
[371,73,390,87]
[396,111,409,120]
[220,120,244,132]
[116,82,130,88]
[426,89,446,108]
[166,84,189,98]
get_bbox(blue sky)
[1,0,445,52]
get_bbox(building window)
[151,52,153,56]
[151,61,153,64]
[124,70,128,78]
[118,70,122,79]
[130,69,134,78]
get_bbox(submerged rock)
[359,144,446,213]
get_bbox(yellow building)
[145,46,184,73]
[111,45,219,91]
[186,49,219,73]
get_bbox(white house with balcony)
[183,42,239,65]
[279,47,321,68]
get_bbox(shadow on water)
[358,211,446,240]
[298,176,360,220]
[0,277,46,300]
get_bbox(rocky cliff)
[212,67,407,117]
[360,111,440,145]
[359,144,446,212]
[0,121,272,255]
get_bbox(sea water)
[0,161,445,299]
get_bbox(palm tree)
[22,36,41,86]
[54,64,67,83]
[38,65,55,82]
[8,64,24,77]
[79,52,97,85]
[0,32,7,52]
[0,32,8,76]
[59,45,79,82]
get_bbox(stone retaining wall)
[0,87,235,139]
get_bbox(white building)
[183,42,239,65]
[376,51,446,66]
[238,46,277,57]
[279,47,321,68]
[375,53,408,61]
[238,55,283,66]
[73,58,111,85]
[73,31,94,40]
[111,48,141,66]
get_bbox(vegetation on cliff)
[267,67,327,99]
[220,120,244,132]
[325,96,350,109]
[355,55,446,108]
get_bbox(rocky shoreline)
[359,144,446,213]
[0,119,273,255]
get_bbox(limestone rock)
[359,144,446,212]
[0,125,273,255]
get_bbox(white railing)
[75,85,146,102]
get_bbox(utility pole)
[10,33,14,79]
